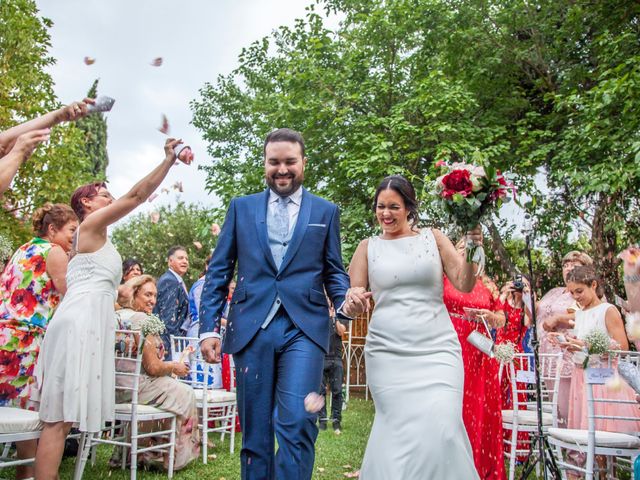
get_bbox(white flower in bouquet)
[0,234,13,262]
[492,342,516,364]
[575,328,611,368]
[139,314,166,337]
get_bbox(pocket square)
[308,223,326,227]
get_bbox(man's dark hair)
[167,245,187,259]
[263,128,305,158]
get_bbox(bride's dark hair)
[373,175,419,226]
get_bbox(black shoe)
[332,421,341,432]
[319,421,327,431]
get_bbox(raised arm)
[433,227,481,293]
[605,305,629,350]
[79,138,190,250]
[0,99,92,157]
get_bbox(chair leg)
[168,416,177,479]
[230,404,236,455]
[1,442,11,459]
[130,420,138,480]
[202,406,208,464]
[509,426,517,480]
[220,406,228,443]
[122,423,130,471]
[73,432,92,480]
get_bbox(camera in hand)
[513,274,524,291]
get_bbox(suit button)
[276,275,281,281]
[283,242,288,246]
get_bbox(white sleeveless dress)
[36,238,122,432]
[360,229,478,479]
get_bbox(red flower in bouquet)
[441,169,474,198]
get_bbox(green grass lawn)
[52,398,373,479]
[6,398,561,479]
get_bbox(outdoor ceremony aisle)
[51,398,373,479]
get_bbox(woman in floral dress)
[0,203,77,479]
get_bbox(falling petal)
[161,187,170,194]
[84,56,95,65]
[211,223,221,236]
[150,57,163,67]
[605,373,624,392]
[150,211,160,224]
[158,114,170,135]
[193,241,203,250]
[172,180,183,192]
[344,472,360,478]
[148,193,159,202]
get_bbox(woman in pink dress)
[443,244,506,480]
[537,251,593,427]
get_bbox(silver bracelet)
[624,273,640,283]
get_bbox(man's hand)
[201,337,222,364]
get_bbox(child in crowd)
[319,302,347,433]
[552,266,640,475]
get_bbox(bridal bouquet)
[433,158,514,274]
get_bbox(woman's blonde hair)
[124,274,156,309]
[562,251,593,267]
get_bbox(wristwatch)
[624,273,640,283]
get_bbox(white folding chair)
[74,329,177,480]
[502,352,562,480]
[171,335,237,463]
[548,350,640,480]
[0,407,41,471]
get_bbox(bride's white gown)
[360,229,478,479]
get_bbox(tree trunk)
[591,192,620,300]
[486,219,518,277]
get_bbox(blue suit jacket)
[153,270,189,349]
[199,188,350,354]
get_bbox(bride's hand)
[344,287,372,316]
[465,225,483,246]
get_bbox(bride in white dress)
[349,175,481,479]
[34,138,192,479]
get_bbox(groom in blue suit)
[199,128,365,479]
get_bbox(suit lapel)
[255,189,278,272]
[279,187,311,273]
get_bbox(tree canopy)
[192,0,640,296]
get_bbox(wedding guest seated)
[0,99,93,195]
[539,250,593,427]
[113,274,200,471]
[0,203,77,479]
[121,258,143,284]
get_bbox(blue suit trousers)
[233,309,324,480]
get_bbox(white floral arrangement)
[493,342,516,364]
[0,234,13,262]
[573,328,611,368]
[139,314,166,337]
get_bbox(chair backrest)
[585,350,640,432]
[508,352,562,426]
[170,335,216,390]
[114,328,145,407]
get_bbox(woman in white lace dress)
[34,138,191,479]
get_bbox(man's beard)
[266,174,303,196]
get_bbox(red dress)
[443,276,506,480]
[496,301,529,461]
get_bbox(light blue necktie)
[273,196,290,243]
